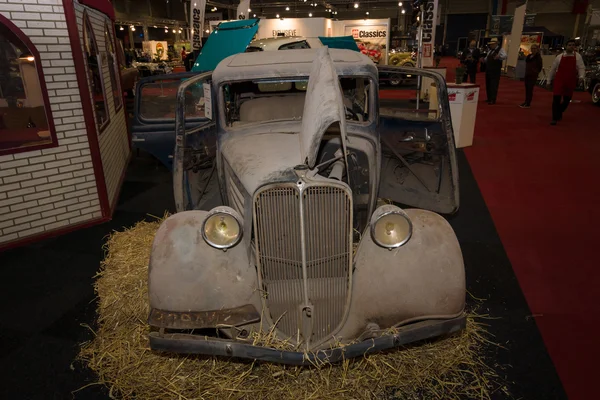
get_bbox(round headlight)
[202,208,242,249]
[370,206,412,249]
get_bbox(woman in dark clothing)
[520,44,543,108]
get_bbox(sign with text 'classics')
[190,0,206,52]
[421,0,438,67]
[344,25,388,65]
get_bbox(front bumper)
[149,314,466,366]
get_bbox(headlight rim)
[201,207,243,250]
[370,208,413,249]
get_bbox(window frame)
[0,14,58,156]
[82,11,110,134]
[104,21,123,114]
[278,41,311,50]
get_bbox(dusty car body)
[146,48,465,364]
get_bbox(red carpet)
[445,57,599,399]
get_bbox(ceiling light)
[253,14,256,17]
[130,25,135,31]
[248,8,251,11]
[401,9,405,14]
[165,26,168,29]
[205,29,210,33]
[354,3,359,8]
[276,13,280,18]
[366,11,369,15]
[398,1,402,5]
[165,29,168,32]
[153,25,157,28]
[309,12,312,17]
[172,29,176,33]
[416,16,420,21]
[119,26,124,31]
[194,2,196,6]
[286,6,289,10]
[178,29,182,33]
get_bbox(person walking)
[482,38,507,105]
[460,40,480,83]
[547,39,585,125]
[520,43,543,108]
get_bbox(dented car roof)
[212,48,378,85]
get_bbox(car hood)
[221,133,302,194]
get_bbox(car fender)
[336,208,465,341]
[148,211,262,313]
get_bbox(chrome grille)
[253,182,352,345]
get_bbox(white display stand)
[446,83,480,148]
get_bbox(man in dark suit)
[460,40,480,83]
[482,38,507,105]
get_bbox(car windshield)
[221,77,372,128]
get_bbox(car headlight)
[202,207,243,249]
[370,205,413,249]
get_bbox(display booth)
[209,17,391,65]
[142,41,169,61]
[0,0,130,250]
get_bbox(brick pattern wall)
[0,0,102,245]
[74,2,129,208]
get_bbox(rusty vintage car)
[147,47,465,364]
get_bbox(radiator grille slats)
[254,183,352,344]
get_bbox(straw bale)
[78,218,509,400]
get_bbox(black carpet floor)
[0,150,566,400]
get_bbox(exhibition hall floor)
[458,69,600,400]
[1,66,594,399]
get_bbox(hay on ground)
[77,218,508,400]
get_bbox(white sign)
[344,25,388,65]
[421,0,439,67]
[190,0,206,51]
[237,0,250,20]
[203,83,212,120]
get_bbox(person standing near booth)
[460,40,480,83]
[547,39,586,125]
[520,43,543,108]
[482,38,507,105]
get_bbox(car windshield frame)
[218,75,376,132]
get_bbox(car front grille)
[253,181,353,347]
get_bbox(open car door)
[131,72,215,169]
[377,66,459,214]
[171,73,220,212]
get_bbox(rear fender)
[336,208,465,341]
[148,211,262,315]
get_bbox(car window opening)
[223,78,372,128]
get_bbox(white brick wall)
[0,0,107,246]
[74,3,129,209]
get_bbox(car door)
[377,66,459,214]
[169,72,220,212]
[131,72,215,170]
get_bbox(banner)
[190,0,206,52]
[524,14,536,27]
[421,0,439,67]
[237,0,250,20]
[490,15,514,36]
[519,33,542,56]
[345,25,388,65]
